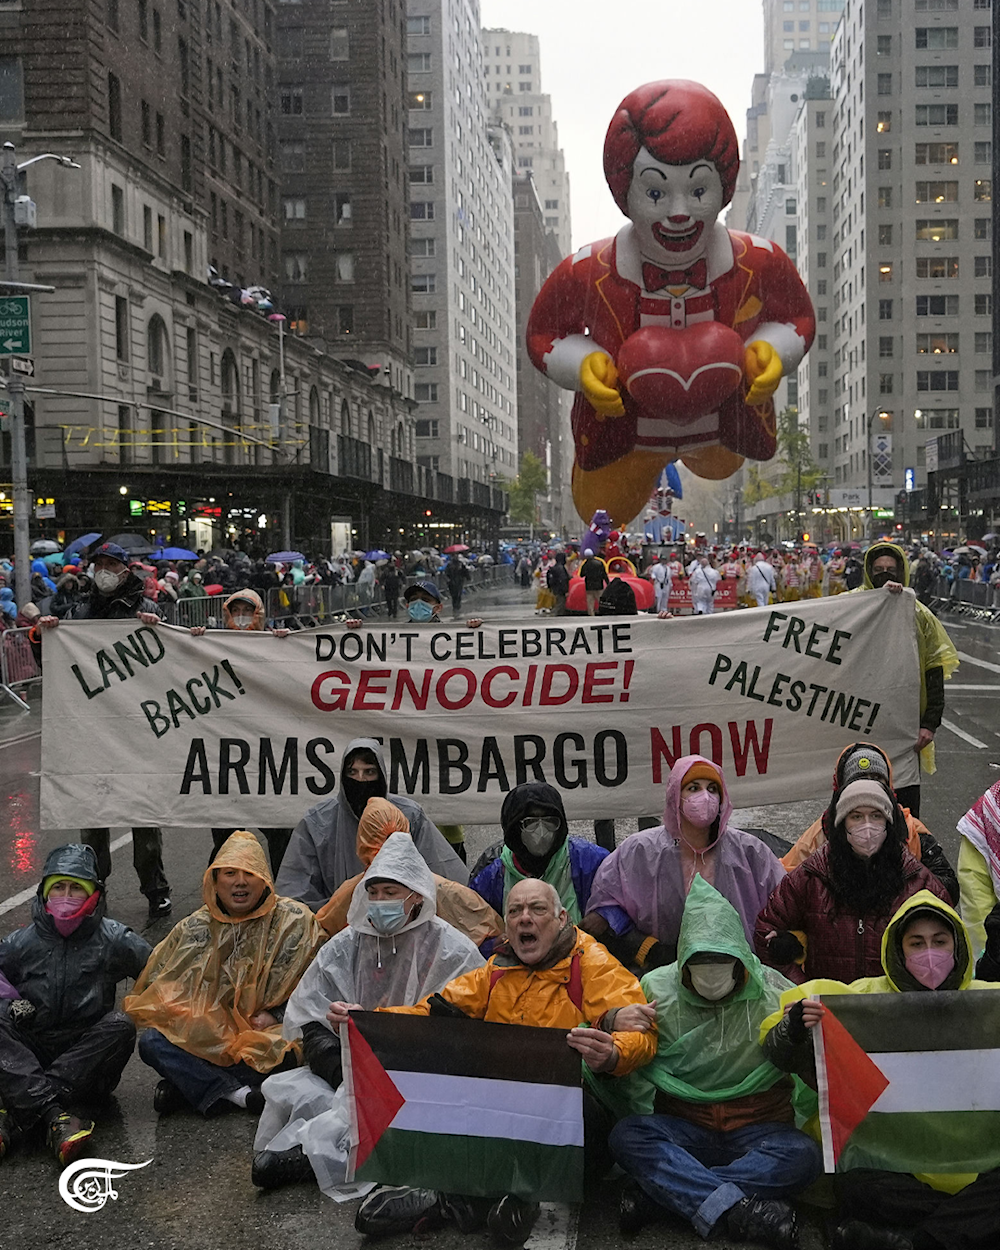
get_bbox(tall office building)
[830,0,995,498]
[481,29,572,257]
[274,0,412,395]
[406,0,519,496]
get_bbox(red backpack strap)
[567,950,583,1013]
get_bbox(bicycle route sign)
[0,296,31,354]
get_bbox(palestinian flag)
[343,1011,584,1202]
[814,990,1000,1175]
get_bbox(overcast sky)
[479,0,765,251]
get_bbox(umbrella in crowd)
[105,533,156,555]
[443,543,469,554]
[29,539,60,555]
[981,533,998,543]
[150,547,199,561]
[266,550,305,564]
[64,531,102,558]
[366,549,390,561]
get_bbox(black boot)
[618,1180,661,1236]
[251,1145,315,1190]
[726,1197,799,1250]
[487,1194,541,1245]
[832,1219,914,1250]
[153,1079,187,1115]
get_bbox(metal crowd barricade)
[170,594,228,629]
[1,626,41,711]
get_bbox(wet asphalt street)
[1,591,997,1249]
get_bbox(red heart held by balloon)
[617,324,746,423]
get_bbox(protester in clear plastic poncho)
[316,798,503,950]
[125,831,325,1087]
[252,831,484,1199]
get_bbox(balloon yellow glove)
[580,351,625,418]
[744,340,783,406]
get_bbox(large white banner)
[40,592,921,829]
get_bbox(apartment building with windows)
[830,0,995,500]
[406,0,518,497]
[274,0,412,394]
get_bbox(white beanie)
[835,779,894,826]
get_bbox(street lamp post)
[1,142,79,593]
[866,407,887,546]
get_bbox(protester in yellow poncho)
[316,798,504,949]
[125,830,325,1117]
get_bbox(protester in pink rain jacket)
[581,755,785,972]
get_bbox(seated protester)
[251,832,484,1194]
[125,830,325,1117]
[956,779,1000,959]
[976,902,1000,981]
[763,892,998,1250]
[0,844,151,1166]
[609,878,821,1250]
[755,778,950,984]
[468,781,609,926]
[316,798,503,950]
[584,756,785,972]
[781,743,958,904]
[336,877,657,1245]
[598,578,638,614]
[275,737,467,911]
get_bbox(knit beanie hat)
[834,779,894,826]
[42,875,97,899]
[840,745,890,789]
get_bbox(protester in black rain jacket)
[0,843,151,1165]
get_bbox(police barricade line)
[1,626,42,710]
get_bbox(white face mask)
[520,816,561,857]
[94,568,125,594]
[688,961,738,1001]
[231,613,255,630]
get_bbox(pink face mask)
[846,821,887,859]
[46,891,99,937]
[905,947,955,989]
[681,789,721,829]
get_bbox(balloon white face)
[626,148,725,266]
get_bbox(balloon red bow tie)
[641,258,708,292]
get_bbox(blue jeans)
[138,1028,266,1115]
[610,1114,822,1238]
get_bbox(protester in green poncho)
[467,782,610,925]
[608,877,821,1250]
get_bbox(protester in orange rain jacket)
[316,798,504,950]
[126,830,325,1117]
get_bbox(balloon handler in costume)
[527,79,815,526]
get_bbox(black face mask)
[870,568,899,589]
[341,775,387,817]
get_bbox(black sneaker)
[153,1079,187,1115]
[832,1220,914,1250]
[354,1185,442,1236]
[438,1192,493,1233]
[251,1145,315,1190]
[487,1194,541,1246]
[147,891,172,920]
[727,1197,799,1250]
[245,1087,266,1116]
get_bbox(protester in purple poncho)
[582,756,785,973]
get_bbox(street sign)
[0,296,31,354]
[9,356,33,376]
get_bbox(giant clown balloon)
[526,80,816,527]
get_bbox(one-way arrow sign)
[9,356,33,376]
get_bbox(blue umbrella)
[150,546,199,561]
[266,550,306,563]
[64,532,103,557]
[366,549,390,561]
